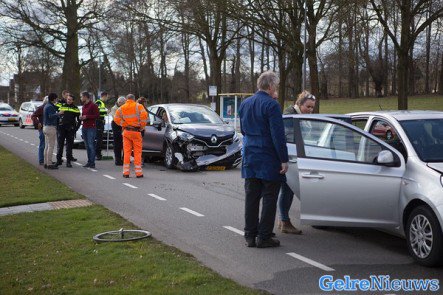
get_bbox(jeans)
[43,126,57,166]
[38,129,45,164]
[278,182,294,222]
[244,178,281,240]
[82,127,96,165]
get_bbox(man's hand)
[58,110,64,115]
[79,115,86,120]
[280,162,288,174]
[37,123,42,130]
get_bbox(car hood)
[174,124,235,137]
[427,163,443,174]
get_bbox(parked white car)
[0,103,20,126]
[18,100,43,128]
[284,111,443,266]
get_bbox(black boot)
[66,162,72,168]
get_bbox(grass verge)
[285,94,443,114]
[0,145,83,208]
[0,206,260,294]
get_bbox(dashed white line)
[19,139,23,141]
[88,168,98,172]
[180,207,204,217]
[223,226,244,236]
[74,162,82,166]
[123,183,138,189]
[24,141,29,143]
[103,175,116,180]
[30,143,35,146]
[286,252,335,272]
[148,193,166,201]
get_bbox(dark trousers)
[95,119,105,156]
[57,126,76,162]
[244,178,281,240]
[112,121,123,163]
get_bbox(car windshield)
[400,119,443,162]
[0,105,13,111]
[167,105,223,124]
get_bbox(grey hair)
[126,93,135,100]
[117,96,126,106]
[257,71,279,91]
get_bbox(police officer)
[56,94,81,167]
[95,91,109,160]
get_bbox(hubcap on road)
[410,214,433,259]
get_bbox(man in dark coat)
[239,70,289,248]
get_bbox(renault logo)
[211,135,217,144]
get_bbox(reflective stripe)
[122,114,138,119]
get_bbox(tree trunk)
[62,4,80,98]
[425,20,431,94]
[439,52,443,94]
[398,49,409,110]
[307,26,320,113]
[277,48,287,109]
[248,26,256,93]
[338,19,343,98]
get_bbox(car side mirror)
[376,150,397,166]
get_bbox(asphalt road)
[1,126,442,295]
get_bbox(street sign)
[209,86,217,97]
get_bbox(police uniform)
[95,99,108,159]
[56,102,81,167]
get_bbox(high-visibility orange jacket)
[114,100,148,129]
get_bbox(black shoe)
[123,175,129,178]
[115,161,123,166]
[39,162,44,165]
[71,157,77,162]
[56,160,63,166]
[46,164,59,170]
[245,237,256,247]
[136,175,144,178]
[256,238,280,248]
[66,162,72,168]
[44,164,48,169]
[89,164,95,169]
[83,163,91,168]
[96,155,102,160]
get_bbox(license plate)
[206,166,226,171]
[8,118,16,122]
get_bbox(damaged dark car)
[142,104,242,171]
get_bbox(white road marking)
[19,139,23,141]
[24,141,29,143]
[179,207,204,217]
[74,162,82,166]
[223,226,244,236]
[123,183,138,189]
[88,168,98,172]
[103,175,116,180]
[148,193,166,201]
[286,252,335,272]
[30,143,35,146]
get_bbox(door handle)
[301,173,324,179]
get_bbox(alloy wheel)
[409,214,433,259]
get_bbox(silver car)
[284,111,443,266]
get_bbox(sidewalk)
[0,199,93,216]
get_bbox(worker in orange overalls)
[113,94,148,178]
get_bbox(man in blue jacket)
[239,70,289,248]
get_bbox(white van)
[18,101,43,128]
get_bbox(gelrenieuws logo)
[319,275,440,292]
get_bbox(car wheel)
[386,130,393,140]
[406,206,443,266]
[163,143,177,169]
[19,119,25,129]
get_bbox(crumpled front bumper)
[174,140,242,171]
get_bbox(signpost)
[209,86,217,111]
[218,93,253,132]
